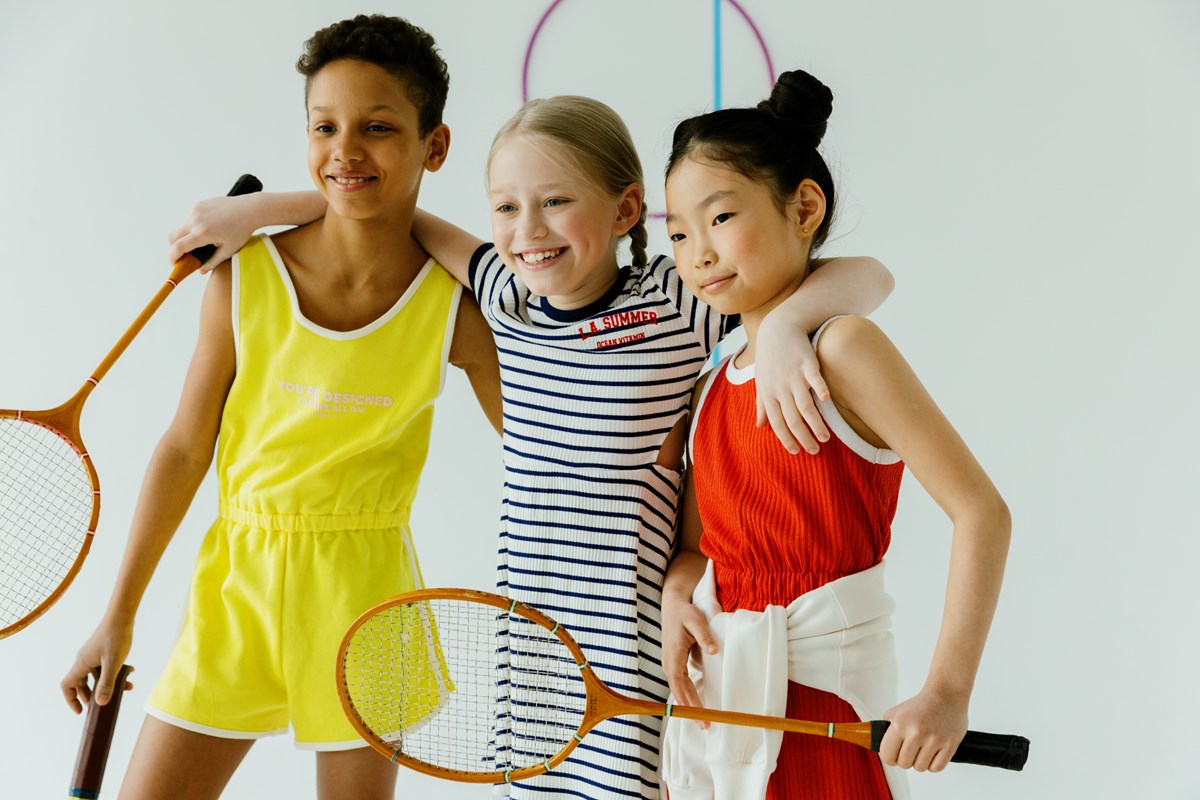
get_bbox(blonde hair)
[487,95,648,267]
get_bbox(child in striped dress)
[168,95,894,799]
[659,70,1012,799]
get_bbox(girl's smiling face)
[488,136,641,310]
[306,59,447,224]
[665,154,818,325]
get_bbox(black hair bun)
[756,69,833,150]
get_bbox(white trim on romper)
[147,705,377,752]
[437,279,463,396]
[295,737,372,752]
[702,316,902,466]
[260,234,438,341]
[230,250,241,363]
[145,704,287,741]
[686,366,724,465]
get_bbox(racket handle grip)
[187,173,264,265]
[69,664,131,798]
[869,720,1029,771]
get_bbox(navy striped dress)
[470,244,733,799]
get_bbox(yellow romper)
[147,234,462,750]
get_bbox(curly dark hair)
[296,14,450,137]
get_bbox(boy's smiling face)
[306,58,447,223]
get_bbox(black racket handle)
[188,173,264,265]
[870,720,1029,771]
[70,664,132,798]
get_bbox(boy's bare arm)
[449,294,502,435]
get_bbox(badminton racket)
[68,663,131,799]
[337,588,1029,784]
[0,174,262,639]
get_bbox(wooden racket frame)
[0,401,100,639]
[338,588,882,784]
[0,174,261,639]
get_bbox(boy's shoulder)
[266,223,316,258]
[231,231,276,267]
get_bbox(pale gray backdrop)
[1,1,1197,797]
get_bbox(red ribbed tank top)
[689,353,905,799]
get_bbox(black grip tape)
[869,720,1029,771]
[188,174,264,265]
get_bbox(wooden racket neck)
[581,675,874,749]
[75,254,201,397]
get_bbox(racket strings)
[342,598,587,776]
[0,419,95,629]
[496,617,587,770]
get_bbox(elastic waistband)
[714,565,853,612]
[218,503,412,532]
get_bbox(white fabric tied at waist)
[661,560,909,800]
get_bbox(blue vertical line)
[713,0,722,109]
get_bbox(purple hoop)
[521,0,567,103]
[725,0,775,88]
[521,0,775,103]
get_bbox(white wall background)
[1,1,1197,797]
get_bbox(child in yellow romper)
[59,15,500,799]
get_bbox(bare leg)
[118,715,255,800]
[316,746,399,800]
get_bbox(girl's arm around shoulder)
[817,315,1012,773]
[168,191,328,273]
[60,264,237,712]
[448,292,502,435]
[412,209,487,289]
[755,256,894,455]
[806,255,895,315]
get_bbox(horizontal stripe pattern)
[471,246,728,799]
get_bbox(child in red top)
[660,70,1011,799]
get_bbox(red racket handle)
[69,664,131,799]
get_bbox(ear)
[790,178,827,239]
[612,183,645,236]
[423,123,451,173]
